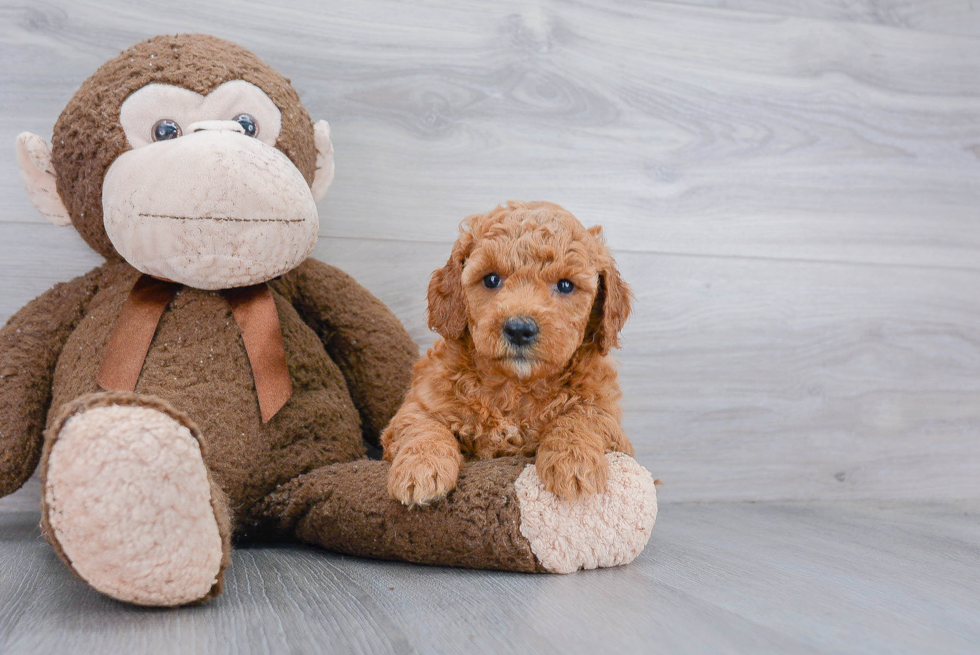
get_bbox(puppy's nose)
[503,317,539,347]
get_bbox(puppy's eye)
[556,279,575,294]
[152,119,182,141]
[233,113,258,137]
[483,273,502,289]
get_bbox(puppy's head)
[428,201,632,380]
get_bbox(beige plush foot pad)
[45,405,224,606]
[515,452,658,574]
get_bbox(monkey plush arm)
[0,266,105,498]
[272,258,418,446]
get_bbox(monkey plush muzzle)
[103,129,319,290]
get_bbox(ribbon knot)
[97,275,293,423]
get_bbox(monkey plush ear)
[15,132,71,226]
[311,120,335,203]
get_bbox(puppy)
[382,201,634,505]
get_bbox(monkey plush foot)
[42,394,230,606]
[514,452,658,574]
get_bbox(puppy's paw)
[388,446,461,507]
[536,446,610,501]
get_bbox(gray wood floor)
[1,0,979,502]
[1,501,977,654]
[1,1,979,652]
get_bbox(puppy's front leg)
[382,402,463,506]
[536,412,613,501]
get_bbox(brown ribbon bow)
[97,275,293,423]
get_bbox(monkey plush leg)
[41,393,231,606]
[258,453,658,574]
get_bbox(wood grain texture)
[0,0,978,503]
[0,501,978,654]
[2,1,980,268]
[2,224,978,503]
[661,0,980,38]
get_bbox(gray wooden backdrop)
[1,0,978,507]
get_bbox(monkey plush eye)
[556,279,575,294]
[151,119,182,141]
[483,273,502,289]
[233,113,258,137]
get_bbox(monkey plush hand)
[1,35,657,607]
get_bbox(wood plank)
[0,1,978,268]
[0,501,977,653]
[642,500,980,653]
[657,0,980,39]
[617,251,980,501]
[2,226,978,502]
[0,477,39,514]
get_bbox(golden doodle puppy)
[382,201,634,505]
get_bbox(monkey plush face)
[16,34,335,290]
[102,80,322,287]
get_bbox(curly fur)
[382,201,634,504]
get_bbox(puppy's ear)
[585,229,633,355]
[427,229,474,340]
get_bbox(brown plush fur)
[382,201,634,504]
[0,269,102,499]
[258,457,545,572]
[41,258,411,523]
